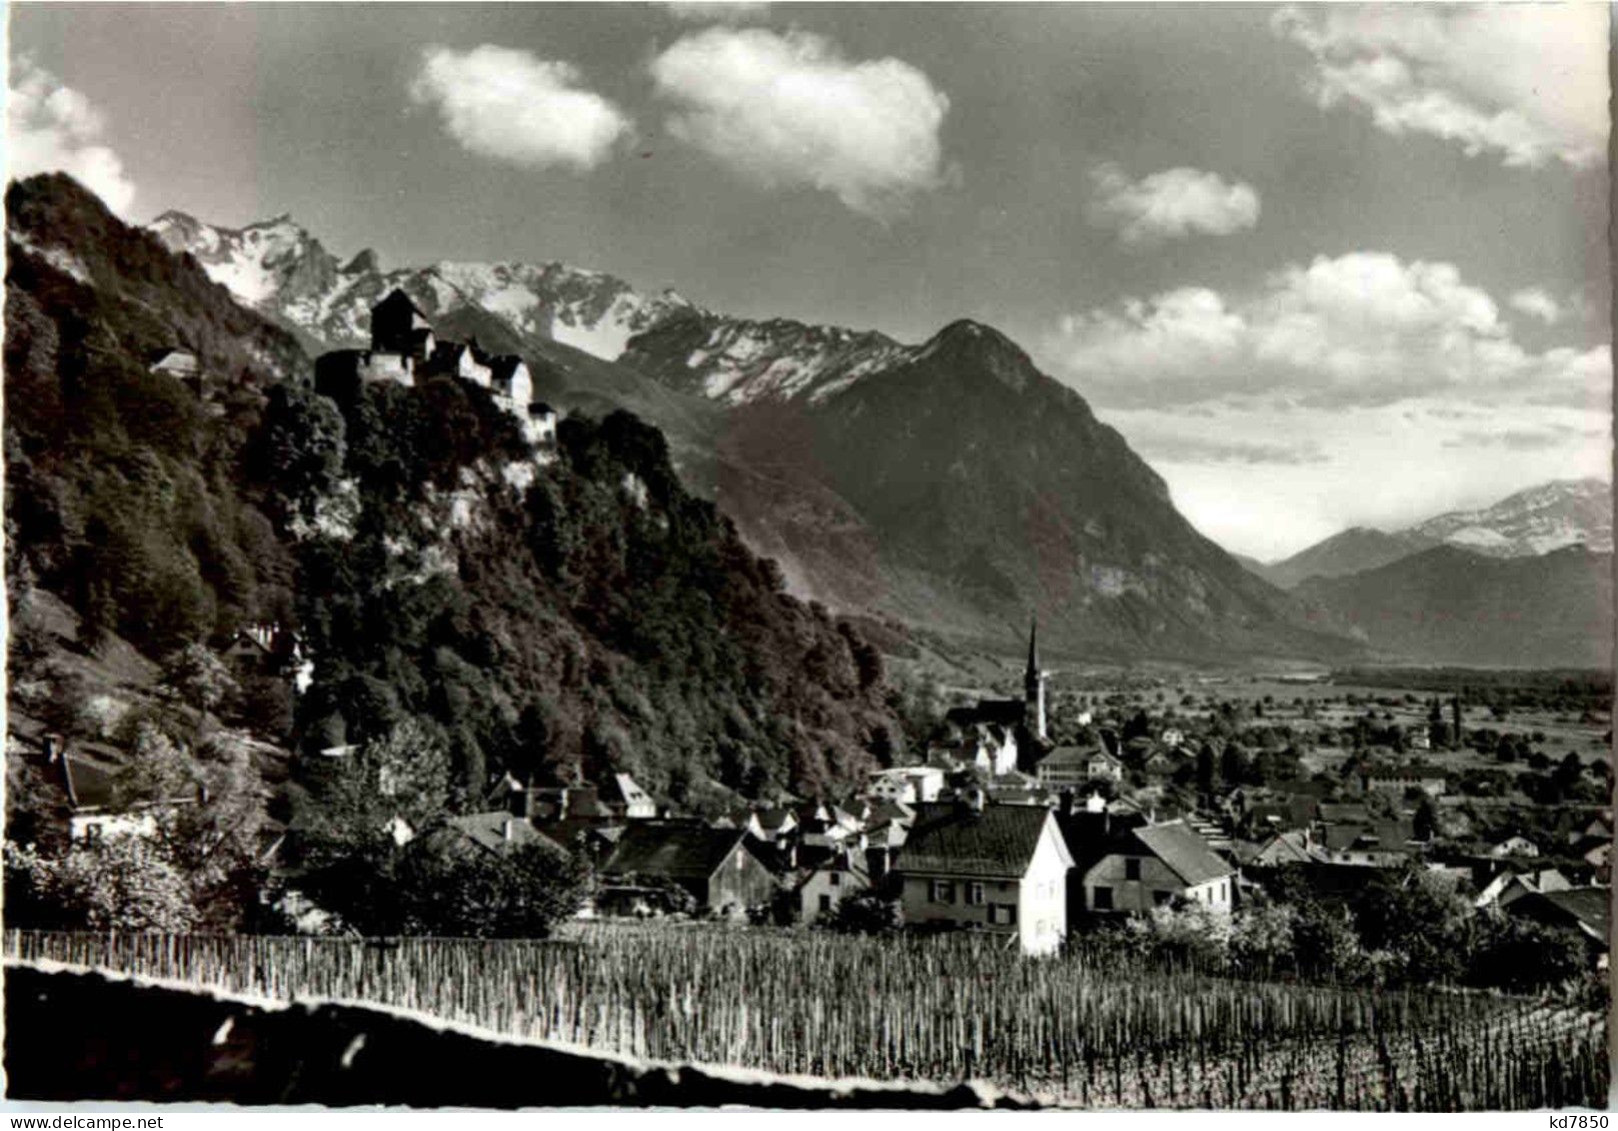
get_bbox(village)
[9,290,1605,983]
[17,602,1610,983]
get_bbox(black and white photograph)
[1,0,1612,1113]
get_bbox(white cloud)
[649,28,950,219]
[1087,163,1260,245]
[1047,252,1609,411]
[660,1,771,23]
[1509,288,1563,325]
[409,44,631,172]
[6,57,136,216]
[1109,398,1610,559]
[1272,5,1607,169]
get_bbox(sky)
[7,2,1612,559]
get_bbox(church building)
[943,620,1051,773]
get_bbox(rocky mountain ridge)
[148,204,1357,661]
[1251,478,1612,590]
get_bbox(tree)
[819,890,901,936]
[1230,903,1296,977]
[249,383,347,519]
[1196,742,1217,796]
[8,837,199,932]
[1471,913,1588,992]
[392,835,591,938]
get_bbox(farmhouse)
[895,797,1072,955]
[599,824,778,918]
[797,852,871,922]
[1079,820,1234,916]
[1505,887,1611,969]
[1487,835,1540,859]
[446,811,567,857]
[1033,744,1120,788]
[597,773,657,820]
[865,765,945,806]
[1317,820,1418,867]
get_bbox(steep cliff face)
[9,174,900,804]
[696,319,1350,660]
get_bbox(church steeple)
[1024,617,1047,742]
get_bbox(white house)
[865,765,946,806]
[1488,835,1541,859]
[895,797,1073,955]
[600,773,657,819]
[798,853,870,922]
[1081,820,1234,915]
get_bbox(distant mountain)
[1407,479,1612,558]
[150,206,1355,662]
[1295,545,1613,669]
[633,317,1354,661]
[1250,528,1432,590]
[1250,479,1613,589]
[148,210,694,363]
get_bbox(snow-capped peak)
[147,210,698,363]
[1406,477,1612,556]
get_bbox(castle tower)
[1024,618,1047,742]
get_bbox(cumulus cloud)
[1272,5,1607,169]
[6,57,136,216]
[1509,288,1563,325]
[659,1,771,22]
[1087,163,1259,246]
[649,27,950,219]
[410,44,631,172]
[1047,252,1610,411]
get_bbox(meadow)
[7,924,1605,1110]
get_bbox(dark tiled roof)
[490,355,526,383]
[898,802,1052,879]
[1535,887,1610,938]
[1321,820,1414,853]
[1037,745,1106,770]
[601,824,747,882]
[448,811,564,855]
[951,699,1026,728]
[63,755,118,811]
[1318,803,1371,824]
[1133,822,1232,886]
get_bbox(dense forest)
[4,173,902,813]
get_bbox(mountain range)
[1248,479,1612,590]
[7,173,901,803]
[150,208,1351,664]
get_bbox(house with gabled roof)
[1033,744,1116,788]
[1505,886,1611,968]
[1250,828,1316,868]
[599,823,778,918]
[797,849,871,922]
[446,810,567,857]
[598,772,657,819]
[1079,819,1234,916]
[895,797,1072,954]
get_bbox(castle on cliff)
[315,289,558,449]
